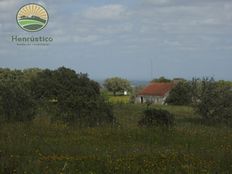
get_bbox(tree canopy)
[0,69,36,122]
[0,67,115,126]
[151,76,171,83]
[104,77,131,96]
[193,78,232,125]
[165,81,192,105]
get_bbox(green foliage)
[1,105,232,173]
[0,68,42,82]
[0,67,115,126]
[151,76,171,83]
[22,68,42,80]
[0,80,35,122]
[166,81,192,105]
[30,67,115,126]
[138,108,174,127]
[0,68,24,81]
[193,78,232,125]
[217,80,232,88]
[104,77,131,96]
[0,68,42,122]
[108,96,130,104]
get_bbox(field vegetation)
[0,68,232,173]
[1,104,232,173]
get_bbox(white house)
[135,83,175,104]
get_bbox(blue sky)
[0,0,232,81]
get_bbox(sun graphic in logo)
[17,3,49,32]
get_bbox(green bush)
[194,78,232,126]
[138,108,174,127]
[0,80,35,122]
[30,67,115,126]
[165,81,192,105]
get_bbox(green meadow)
[1,104,232,173]
[108,95,130,104]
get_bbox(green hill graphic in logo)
[17,3,49,32]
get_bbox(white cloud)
[1,0,232,53]
[73,35,99,43]
[93,39,111,46]
[96,24,132,34]
[83,4,128,20]
[142,0,232,7]
[0,0,18,10]
[143,0,171,5]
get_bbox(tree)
[104,77,131,96]
[0,78,35,122]
[0,68,24,81]
[151,76,171,83]
[23,68,42,80]
[193,78,232,125]
[0,68,42,82]
[0,67,115,125]
[165,81,192,105]
[30,67,115,126]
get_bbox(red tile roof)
[139,83,175,97]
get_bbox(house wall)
[135,93,169,105]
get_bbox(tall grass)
[0,104,232,173]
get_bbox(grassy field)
[108,95,130,104]
[1,104,232,173]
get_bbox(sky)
[0,0,232,81]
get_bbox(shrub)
[56,95,115,127]
[165,81,192,105]
[30,67,115,126]
[0,80,36,122]
[138,108,174,127]
[194,78,232,125]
